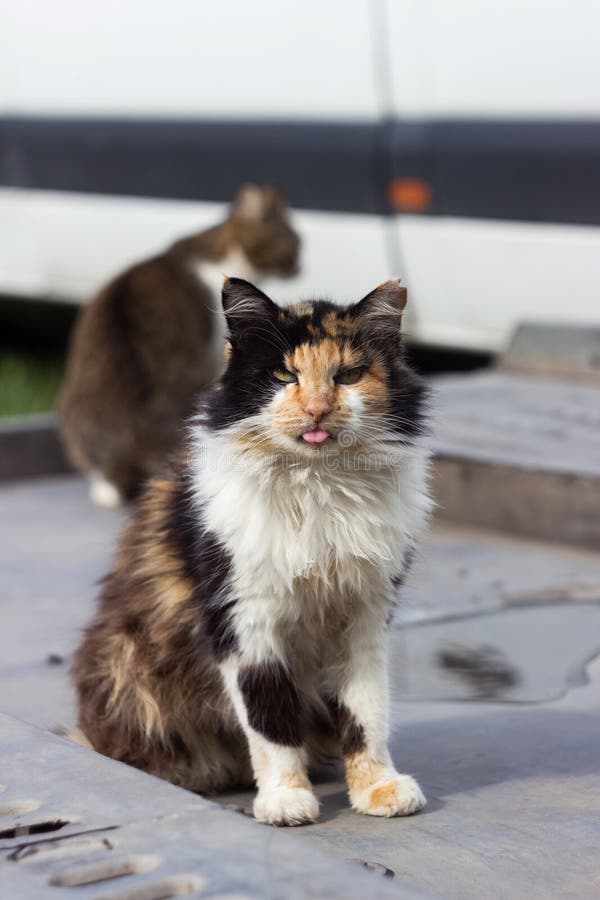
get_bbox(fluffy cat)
[58,185,299,507]
[72,277,432,826]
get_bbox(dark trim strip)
[1,116,600,225]
[0,117,386,215]
[390,119,600,225]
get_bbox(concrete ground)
[431,369,600,549]
[2,475,600,898]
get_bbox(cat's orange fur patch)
[321,310,354,336]
[353,362,389,415]
[280,771,312,790]
[345,751,388,793]
[287,338,338,380]
[369,780,400,809]
[249,743,269,781]
[233,428,282,458]
[288,302,315,318]
[286,338,363,379]
[150,573,193,618]
[106,633,137,709]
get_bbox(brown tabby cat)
[58,185,300,506]
[72,277,431,827]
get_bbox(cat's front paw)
[253,787,319,826]
[351,773,426,817]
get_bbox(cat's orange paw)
[351,773,426,817]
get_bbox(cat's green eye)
[273,368,297,384]
[335,366,365,386]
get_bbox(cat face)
[229,185,300,278]
[205,279,427,457]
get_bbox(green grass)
[0,352,65,417]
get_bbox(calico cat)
[72,277,432,826]
[58,185,299,507]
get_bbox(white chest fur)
[193,431,432,612]
[191,247,261,377]
[192,247,261,304]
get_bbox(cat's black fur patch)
[202,597,239,661]
[386,365,429,440]
[166,729,193,767]
[326,698,367,756]
[238,660,303,746]
[167,469,238,660]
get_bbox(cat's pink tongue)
[302,428,330,444]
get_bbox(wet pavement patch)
[391,602,600,703]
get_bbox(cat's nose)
[304,397,333,422]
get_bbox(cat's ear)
[222,277,277,338]
[231,184,268,222]
[261,186,288,215]
[352,278,407,335]
[231,184,289,222]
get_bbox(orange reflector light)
[388,178,433,213]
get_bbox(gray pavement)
[1,475,600,897]
[0,713,412,900]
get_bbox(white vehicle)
[1,0,599,352]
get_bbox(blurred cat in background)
[58,185,300,507]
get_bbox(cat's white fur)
[193,246,260,301]
[89,472,123,509]
[192,415,432,824]
[192,249,259,393]
[194,425,431,603]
